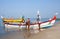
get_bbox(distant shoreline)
[56,18,60,20]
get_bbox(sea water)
[0,18,59,36]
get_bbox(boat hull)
[4,20,55,29]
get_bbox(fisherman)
[37,10,41,30]
[26,18,30,30]
[37,14,40,23]
[22,16,25,23]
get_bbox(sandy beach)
[0,22,60,39]
[28,22,60,39]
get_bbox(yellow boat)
[2,17,25,23]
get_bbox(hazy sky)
[0,0,60,18]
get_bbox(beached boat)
[1,15,56,29]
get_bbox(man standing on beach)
[26,18,30,30]
[37,10,41,30]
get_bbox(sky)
[0,0,60,18]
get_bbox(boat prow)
[33,15,56,29]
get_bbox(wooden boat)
[1,15,56,29]
[2,17,25,23]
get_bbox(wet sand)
[0,22,60,39]
[28,22,60,39]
